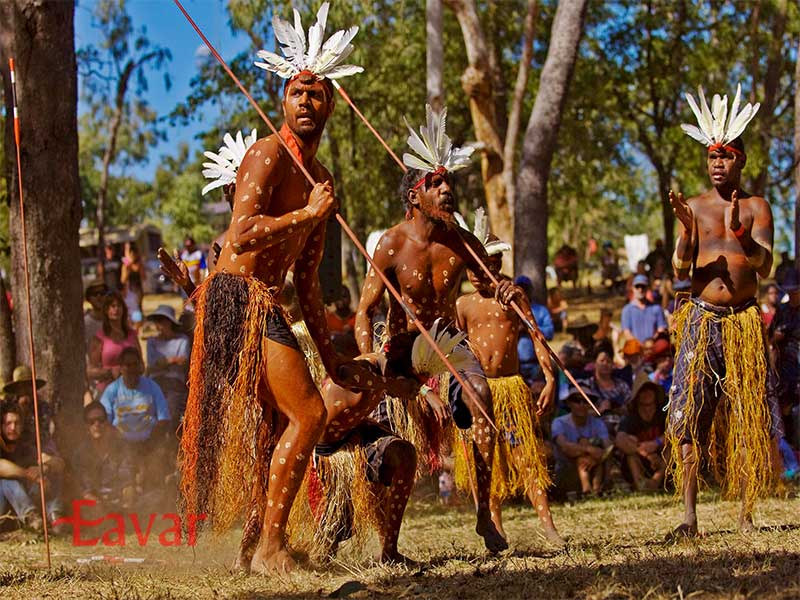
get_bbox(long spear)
[172,0,497,432]
[8,58,52,568]
[331,83,600,415]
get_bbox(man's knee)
[384,439,417,476]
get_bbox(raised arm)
[226,137,326,253]
[730,192,773,279]
[670,190,695,280]
[355,234,395,354]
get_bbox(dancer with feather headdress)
[666,83,782,538]
[452,218,565,547]
[355,104,527,553]
[176,2,371,574]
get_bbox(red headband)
[708,142,744,158]
[412,166,448,190]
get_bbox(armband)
[420,384,432,397]
[672,254,692,271]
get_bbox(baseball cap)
[633,274,649,287]
[622,338,642,356]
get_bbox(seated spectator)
[2,365,53,442]
[326,285,358,359]
[566,315,598,352]
[615,375,666,491]
[615,339,646,387]
[555,342,588,412]
[592,308,620,354]
[621,275,667,343]
[83,279,109,351]
[552,387,612,497]
[0,402,64,531]
[70,402,136,515]
[581,346,631,435]
[145,305,190,429]
[647,338,673,395]
[761,283,780,329]
[600,241,621,286]
[100,348,171,490]
[548,287,568,333]
[88,291,141,395]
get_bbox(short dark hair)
[384,331,419,378]
[83,401,108,422]
[399,168,424,213]
[728,136,745,155]
[119,347,141,364]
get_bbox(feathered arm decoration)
[410,319,480,378]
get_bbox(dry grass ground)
[0,487,798,599]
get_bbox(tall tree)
[78,0,170,271]
[0,0,85,437]
[426,0,444,112]
[514,0,588,299]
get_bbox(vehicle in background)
[80,224,175,294]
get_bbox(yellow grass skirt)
[666,300,776,512]
[453,374,550,501]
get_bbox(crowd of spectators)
[1,235,799,533]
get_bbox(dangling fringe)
[382,373,450,475]
[453,375,549,500]
[287,446,383,562]
[290,320,327,390]
[666,301,775,513]
[179,272,278,533]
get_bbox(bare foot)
[738,514,755,534]
[665,522,698,541]
[250,547,298,575]
[232,551,252,573]
[476,517,508,554]
[542,527,566,548]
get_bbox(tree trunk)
[0,276,14,382]
[426,0,444,113]
[794,35,800,270]
[752,0,787,196]
[0,0,85,441]
[514,0,588,301]
[657,169,675,262]
[446,0,511,262]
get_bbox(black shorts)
[267,309,300,351]
[315,420,404,486]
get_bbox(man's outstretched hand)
[158,247,193,296]
[669,190,694,234]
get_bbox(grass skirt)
[287,445,384,561]
[666,300,775,512]
[179,272,278,533]
[453,375,550,500]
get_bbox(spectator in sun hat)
[2,365,52,443]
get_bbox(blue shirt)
[551,413,609,468]
[621,301,667,343]
[100,376,170,442]
[530,303,555,341]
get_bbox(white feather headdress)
[454,208,511,256]
[680,83,760,148]
[254,2,363,81]
[403,104,475,174]
[201,129,258,196]
[410,319,479,378]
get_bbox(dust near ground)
[0,488,798,599]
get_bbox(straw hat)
[2,365,46,396]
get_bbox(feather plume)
[466,207,511,256]
[681,83,759,147]
[201,128,258,196]
[402,104,475,174]
[255,3,363,82]
[453,212,469,231]
[410,319,479,378]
